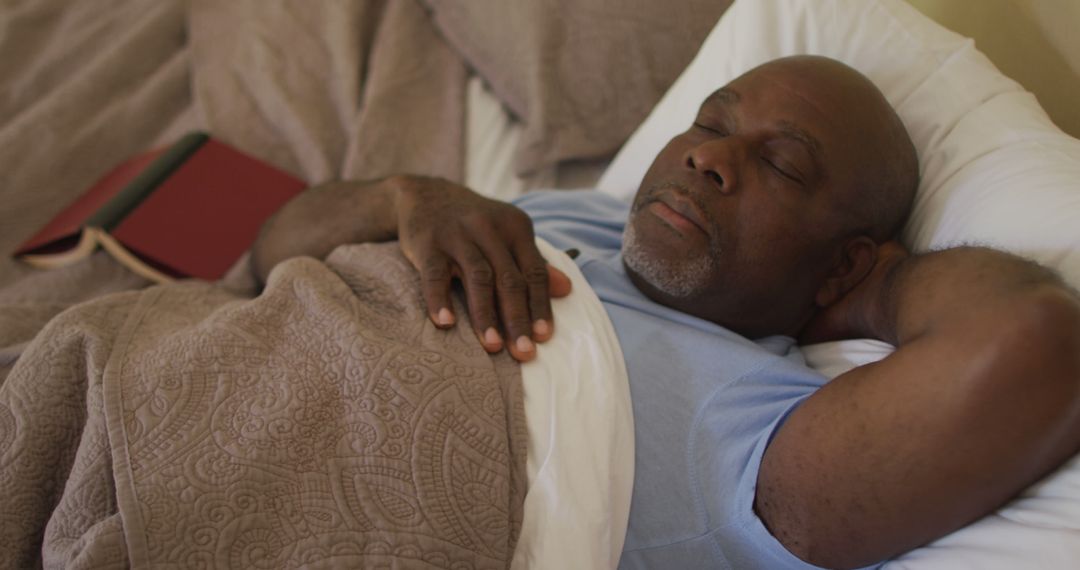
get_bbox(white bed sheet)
[512,239,635,570]
[466,76,638,569]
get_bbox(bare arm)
[251,179,399,285]
[757,245,1080,568]
[251,175,571,362]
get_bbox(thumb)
[548,264,573,298]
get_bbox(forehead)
[699,88,827,177]
[719,61,854,120]
[699,70,873,177]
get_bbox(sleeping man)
[253,56,1080,569]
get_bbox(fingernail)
[483,327,502,348]
[436,307,454,327]
[533,319,550,337]
[515,335,535,354]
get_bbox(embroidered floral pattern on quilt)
[0,244,526,569]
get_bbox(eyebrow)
[701,87,826,163]
[703,87,741,106]
[776,120,824,158]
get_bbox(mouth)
[645,189,710,237]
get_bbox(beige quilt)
[0,243,526,569]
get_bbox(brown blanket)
[0,243,526,569]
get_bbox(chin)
[622,219,716,301]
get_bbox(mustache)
[635,181,703,211]
[632,181,725,252]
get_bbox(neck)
[624,260,811,340]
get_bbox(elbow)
[991,285,1080,382]
[942,248,1080,403]
[1016,285,1080,392]
[971,285,1080,445]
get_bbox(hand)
[799,240,909,345]
[392,175,572,362]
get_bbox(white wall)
[906,0,1080,138]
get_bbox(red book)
[14,132,306,282]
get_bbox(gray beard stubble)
[621,219,716,299]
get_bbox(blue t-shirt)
[515,190,847,570]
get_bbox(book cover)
[14,132,307,282]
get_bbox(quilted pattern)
[0,243,525,569]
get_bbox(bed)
[2,0,1080,568]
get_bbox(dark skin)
[252,56,1080,568]
[252,175,573,361]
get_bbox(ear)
[815,236,877,307]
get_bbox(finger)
[548,265,573,298]
[536,264,574,343]
[454,244,503,353]
[417,250,456,328]
[513,243,557,344]
[483,243,537,362]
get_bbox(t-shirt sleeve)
[722,361,884,570]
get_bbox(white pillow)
[597,0,1080,567]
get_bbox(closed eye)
[693,122,728,136]
[763,157,804,185]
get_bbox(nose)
[685,138,738,194]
